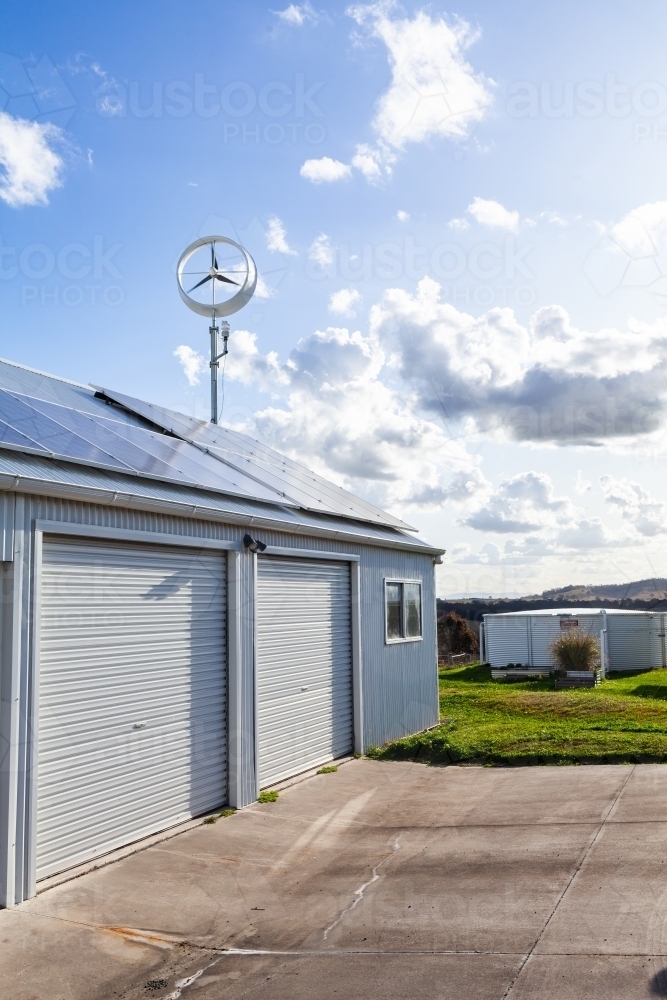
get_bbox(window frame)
[384,578,423,644]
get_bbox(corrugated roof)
[0,451,440,553]
[485,608,653,617]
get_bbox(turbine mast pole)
[210,309,218,424]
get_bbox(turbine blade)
[188,274,212,292]
[215,274,239,286]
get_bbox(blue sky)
[3,0,667,596]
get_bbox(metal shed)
[0,359,443,906]
[482,608,667,673]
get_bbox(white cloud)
[190,267,667,572]
[347,3,493,149]
[601,475,667,536]
[225,329,289,393]
[556,518,612,550]
[454,536,557,566]
[254,274,275,299]
[464,472,574,534]
[453,542,501,565]
[300,157,352,183]
[69,55,125,118]
[408,467,489,507]
[541,210,569,226]
[351,142,395,182]
[96,94,124,117]
[329,288,362,317]
[0,111,65,207]
[174,345,206,387]
[584,200,667,299]
[274,1,317,25]
[455,536,566,566]
[522,211,569,229]
[350,143,382,180]
[67,53,111,80]
[467,196,520,232]
[453,486,615,566]
[266,216,298,255]
[396,209,409,221]
[447,216,469,231]
[574,470,592,495]
[299,5,493,186]
[223,324,470,507]
[308,233,334,267]
[370,277,667,445]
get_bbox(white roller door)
[37,537,227,881]
[256,556,352,787]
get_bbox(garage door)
[37,537,227,881]
[256,556,353,787]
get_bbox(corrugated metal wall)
[485,616,530,667]
[650,614,667,668]
[528,614,602,667]
[0,492,438,906]
[606,613,667,670]
[359,550,438,749]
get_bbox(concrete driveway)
[3,759,667,999]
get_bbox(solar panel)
[0,419,52,455]
[92,387,416,531]
[0,389,296,505]
[0,391,132,469]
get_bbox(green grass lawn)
[366,663,667,766]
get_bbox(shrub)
[438,612,479,659]
[550,629,600,673]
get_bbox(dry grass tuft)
[550,629,600,673]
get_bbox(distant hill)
[438,577,667,628]
[541,579,667,602]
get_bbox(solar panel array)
[93,387,415,531]
[0,387,294,505]
[0,359,415,530]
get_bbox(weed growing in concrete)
[258,790,279,803]
[317,765,338,774]
[203,816,216,824]
[219,808,236,817]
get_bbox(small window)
[385,580,422,642]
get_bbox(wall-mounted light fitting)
[243,534,267,553]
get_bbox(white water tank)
[482,608,666,672]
